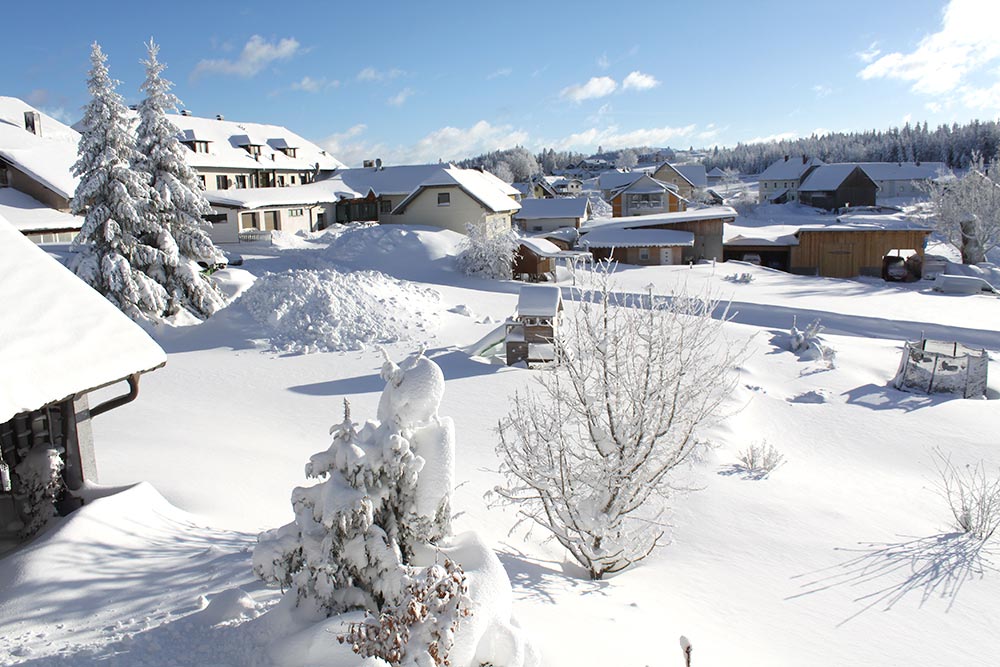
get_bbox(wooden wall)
[791,230,929,278]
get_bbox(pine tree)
[136,39,225,319]
[70,42,177,321]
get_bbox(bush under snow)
[239,269,441,353]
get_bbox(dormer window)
[246,144,261,157]
[280,147,297,158]
[193,141,209,153]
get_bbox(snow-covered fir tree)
[70,42,177,321]
[253,351,456,616]
[135,39,226,318]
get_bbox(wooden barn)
[581,227,694,265]
[0,213,166,543]
[790,225,931,278]
[797,165,878,210]
[581,207,736,263]
[506,285,563,366]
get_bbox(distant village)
[1,95,950,283]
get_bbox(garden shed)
[506,284,563,366]
[893,339,989,399]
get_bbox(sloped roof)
[0,97,80,200]
[609,174,681,199]
[723,223,800,246]
[674,163,708,188]
[331,164,462,197]
[393,165,521,214]
[205,177,361,209]
[799,164,876,192]
[163,113,346,171]
[519,237,563,257]
[707,167,727,177]
[513,197,590,220]
[0,188,82,233]
[598,169,643,191]
[582,227,694,248]
[758,156,825,181]
[583,206,738,232]
[0,212,166,422]
[517,284,563,317]
[853,162,949,181]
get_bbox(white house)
[855,162,949,200]
[757,155,825,203]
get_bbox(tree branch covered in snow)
[493,263,746,579]
[457,221,520,280]
[921,155,1000,265]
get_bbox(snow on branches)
[493,263,746,579]
[457,220,520,280]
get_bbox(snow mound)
[239,268,441,353]
[322,224,464,281]
[193,587,260,626]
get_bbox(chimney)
[802,155,807,164]
[23,110,41,137]
[180,109,191,116]
[363,159,375,168]
[783,155,789,161]
[216,114,225,121]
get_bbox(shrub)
[736,441,785,479]
[934,449,1000,540]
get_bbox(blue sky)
[3,0,999,166]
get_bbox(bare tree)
[923,155,1000,264]
[493,264,745,579]
[615,149,639,170]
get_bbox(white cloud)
[745,131,798,145]
[926,101,944,113]
[487,67,512,80]
[856,41,881,64]
[698,124,727,141]
[388,88,414,106]
[859,0,1000,96]
[622,71,659,92]
[357,67,404,82]
[291,76,338,93]
[962,81,1000,109]
[812,84,832,98]
[560,76,618,102]
[321,120,529,167]
[193,35,300,78]
[597,53,610,70]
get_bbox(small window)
[194,141,209,153]
[282,147,297,158]
[235,175,248,189]
[198,174,206,188]
[639,248,650,260]
[1,163,11,187]
[277,175,286,187]
[216,175,229,190]
[246,144,261,156]
[289,208,304,217]
[437,192,450,207]
[380,200,393,214]
[532,226,543,232]
[290,175,296,185]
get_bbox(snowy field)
[3,224,1000,666]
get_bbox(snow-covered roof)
[581,227,695,248]
[513,197,590,220]
[724,223,801,246]
[518,237,563,257]
[810,212,932,233]
[0,212,166,422]
[854,162,949,182]
[674,164,708,188]
[516,284,563,317]
[598,169,642,191]
[163,113,346,172]
[799,164,875,192]
[393,165,521,214]
[758,156,825,181]
[0,188,82,233]
[707,167,727,178]
[330,164,462,197]
[609,174,681,199]
[206,178,360,209]
[766,187,789,203]
[0,97,80,200]
[583,206,738,231]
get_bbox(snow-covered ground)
[4,224,1000,666]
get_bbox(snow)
[517,236,563,257]
[0,189,81,233]
[516,284,562,317]
[673,163,708,188]
[0,212,166,422]
[393,166,521,215]
[0,96,80,200]
[798,164,871,192]
[583,205,738,231]
[758,156,825,180]
[5,219,1000,667]
[581,227,694,248]
[206,177,362,209]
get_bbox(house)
[723,212,932,278]
[506,284,563,366]
[706,167,727,187]
[150,112,345,192]
[580,227,695,265]
[757,155,826,204]
[582,206,736,263]
[598,169,645,199]
[550,176,583,195]
[0,212,166,541]
[651,163,705,200]
[0,97,82,243]
[513,197,591,233]
[607,174,687,217]
[386,165,521,234]
[797,164,878,210]
[514,176,557,200]
[854,162,948,200]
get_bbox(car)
[741,253,762,265]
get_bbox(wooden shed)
[514,237,563,281]
[797,165,878,210]
[790,226,931,278]
[506,285,564,366]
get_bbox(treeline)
[701,120,1000,174]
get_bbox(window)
[282,147,297,158]
[216,175,229,190]
[639,248,650,260]
[245,144,261,156]
[290,175,296,185]
[198,175,206,188]
[289,208,304,217]
[532,225,543,232]
[437,192,450,206]
[379,200,393,214]
[194,141,209,153]
[235,175,248,189]
[0,163,9,187]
